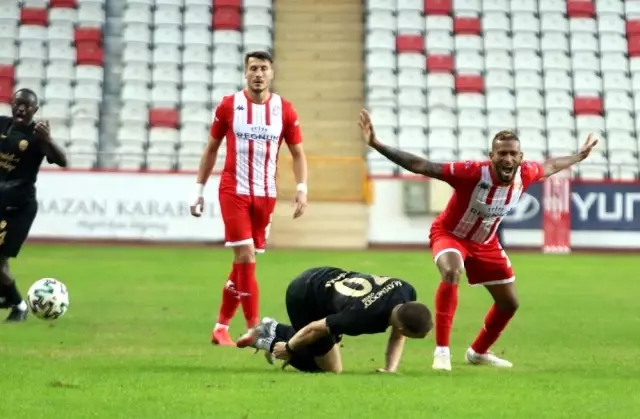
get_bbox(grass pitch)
[0,245,638,419]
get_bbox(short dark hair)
[244,50,273,66]
[492,130,520,147]
[13,88,38,106]
[397,302,433,337]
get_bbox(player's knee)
[496,298,519,313]
[232,245,255,263]
[441,266,463,284]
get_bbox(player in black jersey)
[0,89,67,321]
[237,266,433,373]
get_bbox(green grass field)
[0,245,638,419]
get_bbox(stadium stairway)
[268,0,368,250]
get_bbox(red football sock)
[471,304,515,354]
[435,281,459,347]
[216,263,242,327]
[237,262,259,328]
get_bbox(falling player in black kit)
[0,89,67,321]
[237,266,433,373]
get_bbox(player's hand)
[272,342,291,361]
[358,109,378,147]
[190,196,204,217]
[293,190,307,219]
[578,133,599,161]
[34,120,51,142]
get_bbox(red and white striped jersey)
[209,90,302,197]
[434,160,544,244]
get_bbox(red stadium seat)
[0,65,14,82]
[396,35,424,53]
[49,0,77,7]
[149,108,179,128]
[455,75,484,93]
[566,0,595,18]
[426,55,453,73]
[626,20,640,37]
[213,7,241,30]
[76,43,104,66]
[424,0,452,15]
[214,0,241,8]
[74,27,102,45]
[628,36,640,57]
[453,17,481,35]
[574,97,603,115]
[20,8,48,26]
[0,79,13,104]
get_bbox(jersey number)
[333,275,393,298]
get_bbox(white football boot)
[236,317,278,365]
[465,348,513,368]
[432,347,452,371]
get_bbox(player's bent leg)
[466,280,518,368]
[432,247,465,371]
[0,258,28,322]
[314,344,343,374]
[214,194,255,345]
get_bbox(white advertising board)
[30,171,224,242]
[367,179,640,249]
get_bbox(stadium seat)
[149,108,179,128]
[425,0,452,15]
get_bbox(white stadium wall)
[29,171,640,251]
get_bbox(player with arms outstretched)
[236,266,433,373]
[190,51,308,346]
[359,109,598,371]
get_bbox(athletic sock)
[216,263,241,327]
[434,281,459,347]
[237,262,259,328]
[4,281,23,307]
[470,304,516,354]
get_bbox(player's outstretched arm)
[379,326,406,373]
[358,110,444,179]
[541,133,598,177]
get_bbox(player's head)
[11,88,39,125]
[244,51,274,95]
[391,302,433,338]
[489,130,523,184]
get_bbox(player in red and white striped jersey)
[190,51,308,346]
[359,109,598,371]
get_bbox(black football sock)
[4,280,23,307]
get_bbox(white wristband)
[296,183,308,194]
[196,183,204,197]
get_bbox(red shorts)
[429,224,515,286]
[219,192,276,253]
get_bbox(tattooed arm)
[358,109,444,179]
[370,141,445,179]
[541,133,599,177]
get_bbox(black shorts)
[0,200,37,258]
[285,271,338,357]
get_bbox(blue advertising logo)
[502,183,640,231]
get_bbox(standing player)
[0,89,67,321]
[236,266,433,373]
[190,51,308,346]
[358,110,597,371]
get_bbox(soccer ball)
[26,278,69,320]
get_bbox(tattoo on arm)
[372,143,444,178]
[542,154,582,177]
